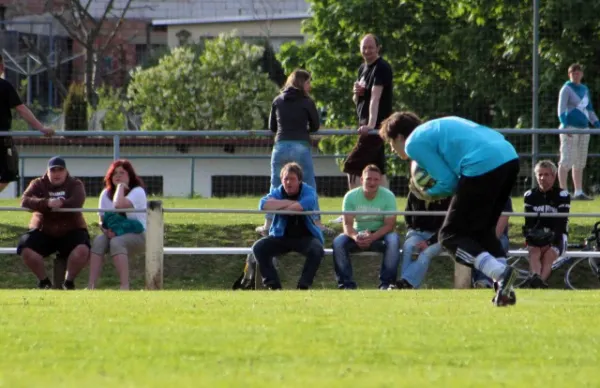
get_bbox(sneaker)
[379,284,391,290]
[319,226,337,237]
[38,278,52,289]
[573,193,593,201]
[528,273,544,289]
[330,216,344,224]
[395,279,414,289]
[492,267,517,307]
[255,225,268,236]
[62,280,75,290]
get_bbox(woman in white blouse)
[87,160,147,290]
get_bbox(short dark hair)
[568,63,583,73]
[362,164,382,175]
[280,162,303,181]
[379,111,423,141]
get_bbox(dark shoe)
[528,273,544,289]
[62,280,75,290]
[395,279,414,289]
[573,193,593,201]
[38,278,52,290]
[492,267,517,307]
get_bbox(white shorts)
[559,127,590,169]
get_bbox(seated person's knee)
[109,237,127,256]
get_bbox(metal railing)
[0,202,596,290]
[2,127,599,197]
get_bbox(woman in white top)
[87,160,147,290]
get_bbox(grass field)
[0,196,599,290]
[0,290,598,387]
[1,198,599,387]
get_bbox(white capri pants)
[559,127,590,170]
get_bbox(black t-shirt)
[283,186,311,238]
[356,57,393,128]
[523,186,570,245]
[0,78,23,131]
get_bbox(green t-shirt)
[342,187,397,232]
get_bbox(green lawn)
[0,290,598,387]
[0,197,598,290]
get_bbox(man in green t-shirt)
[332,164,400,289]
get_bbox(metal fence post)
[18,157,25,196]
[190,157,195,198]
[113,134,121,160]
[145,200,164,290]
[531,0,540,183]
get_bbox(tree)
[45,0,139,109]
[63,82,88,130]
[127,32,278,131]
[277,0,600,177]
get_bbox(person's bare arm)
[368,216,396,241]
[496,215,509,238]
[366,86,383,128]
[14,105,54,136]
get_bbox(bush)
[127,32,278,131]
[63,83,88,131]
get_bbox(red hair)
[104,159,144,199]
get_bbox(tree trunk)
[84,48,99,111]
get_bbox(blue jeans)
[472,234,509,287]
[268,141,320,221]
[252,235,324,289]
[400,229,443,288]
[332,232,400,289]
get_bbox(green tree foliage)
[127,32,278,131]
[94,86,127,130]
[63,83,88,131]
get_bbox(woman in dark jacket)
[256,69,332,235]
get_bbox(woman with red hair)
[87,159,147,290]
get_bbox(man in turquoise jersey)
[379,112,519,307]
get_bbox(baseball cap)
[48,156,66,169]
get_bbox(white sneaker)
[330,216,344,224]
[255,225,268,236]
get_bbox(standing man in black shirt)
[0,54,55,192]
[343,34,393,192]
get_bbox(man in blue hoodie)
[379,112,519,307]
[252,162,324,290]
[557,63,599,200]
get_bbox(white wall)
[4,144,346,198]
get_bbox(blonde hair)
[280,162,303,181]
[282,69,311,95]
